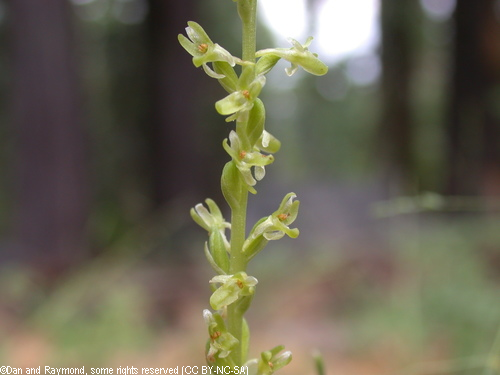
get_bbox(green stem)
[229,193,249,274]
[238,0,257,63]
[226,0,258,366]
[227,176,249,366]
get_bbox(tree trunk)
[445,0,500,195]
[9,0,89,279]
[146,0,203,207]
[378,0,421,193]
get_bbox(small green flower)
[215,75,266,122]
[203,309,239,363]
[244,346,292,375]
[209,272,258,310]
[190,199,231,262]
[245,193,300,247]
[223,130,274,188]
[178,21,236,78]
[191,199,231,233]
[258,346,292,375]
[256,37,328,76]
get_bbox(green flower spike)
[178,21,236,78]
[203,309,239,363]
[256,37,328,77]
[247,193,300,243]
[223,130,275,188]
[209,272,258,310]
[215,75,266,122]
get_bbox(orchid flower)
[246,193,300,244]
[209,272,258,310]
[178,21,236,79]
[215,75,266,122]
[256,37,328,76]
[223,130,274,188]
[203,309,239,363]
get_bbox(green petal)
[203,63,225,79]
[205,198,224,222]
[215,91,247,115]
[190,207,210,231]
[248,75,266,98]
[244,152,274,167]
[263,231,285,241]
[258,131,281,153]
[237,164,257,187]
[272,351,292,371]
[214,61,239,93]
[194,203,214,227]
[186,21,212,44]
[285,62,299,77]
[277,193,297,212]
[284,199,300,225]
[178,34,198,57]
[210,280,240,310]
[254,166,265,181]
[256,54,281,75]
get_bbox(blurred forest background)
[0,0,499,373]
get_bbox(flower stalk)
[179,0,327,371]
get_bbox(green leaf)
[209,231,230,274]
[221,161,247,210]
[214,61,239,93]
[256,54,281,75]
[241,318,250,364]
[204,242,227,275]
[246,99,265,147]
